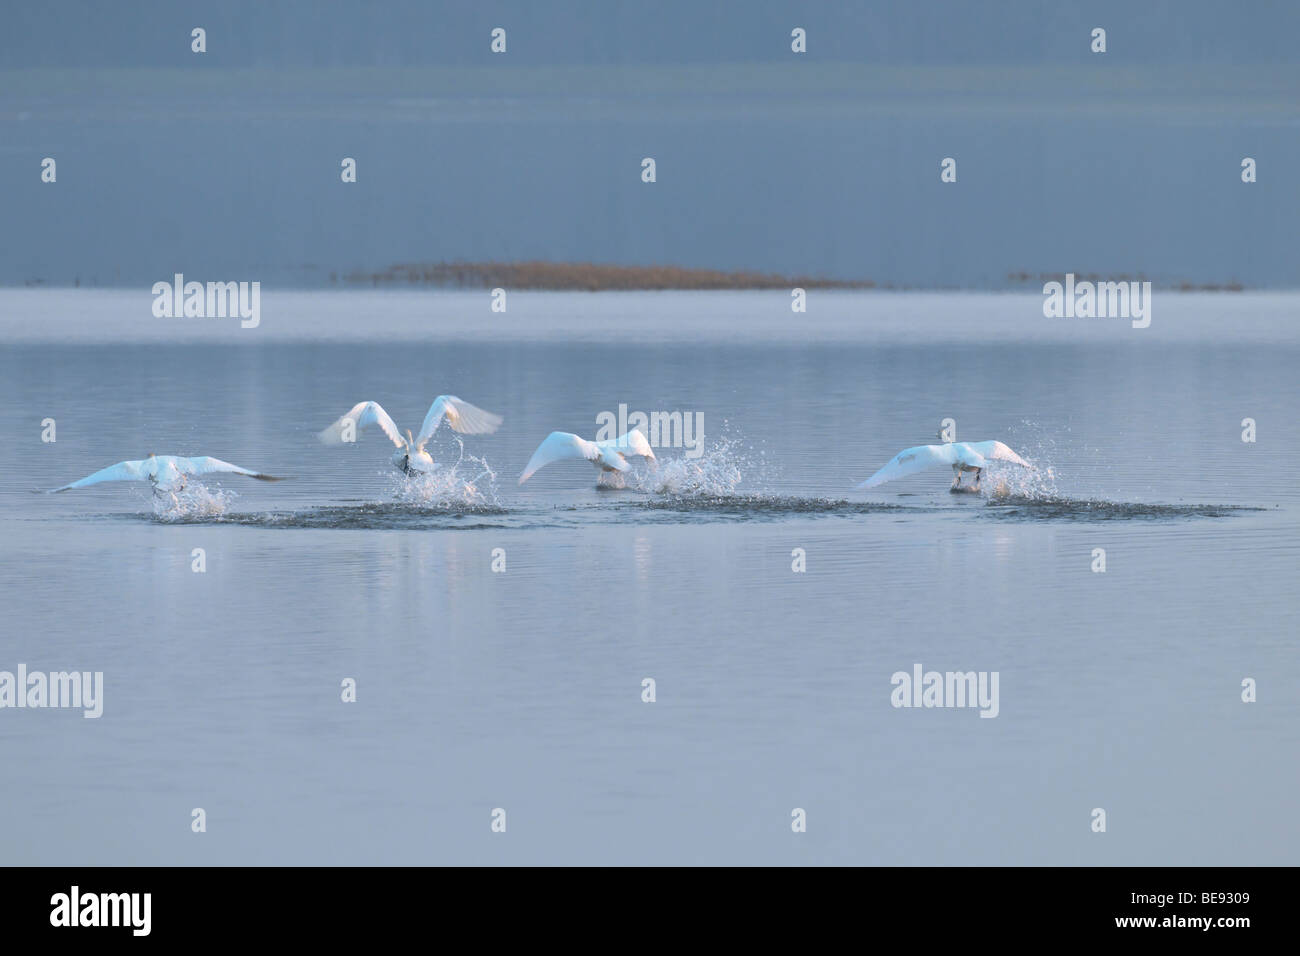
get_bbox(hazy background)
[2,2,1298,867]
[2,0,1298,289]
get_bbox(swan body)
[48,454,282,501]
[857,440,1030,490]
[318,396,502,475]
[519,429,656,484]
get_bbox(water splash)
[980,461,1059,500]
[627,434,763,497]
[151,482,237,521]
[389,439,501,509]
[976,421,1062,500]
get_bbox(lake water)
[0,289,1296,864]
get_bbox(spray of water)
[975,421,1062,501]
[622,434,767,497]
[981,461,1059,500]
[151,482,237,521]
[389,439,501,509]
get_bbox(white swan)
[857,439,1030,491]
[318,396,502,475]
[48,454,282,502]
[519,429,656,484]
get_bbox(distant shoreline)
[334,261,873,291]
[10,263,1253,292]
[329,261,1247,293]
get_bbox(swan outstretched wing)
[596,428,656,460]
[856,443,956,489]
[185,457,284,481]
[415,395,503,448]
[318,401,404,448]
[965,440,1030,467]
[48,459,148,492]
[518,432,604,484]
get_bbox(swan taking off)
[318,396,502,475]
[519,429,656,484]
[48,454,283,501]
[857,440,1030,491]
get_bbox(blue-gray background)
[1,3,1298,867]
[1,0,1298,288]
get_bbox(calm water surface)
[0,291,1296,864]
